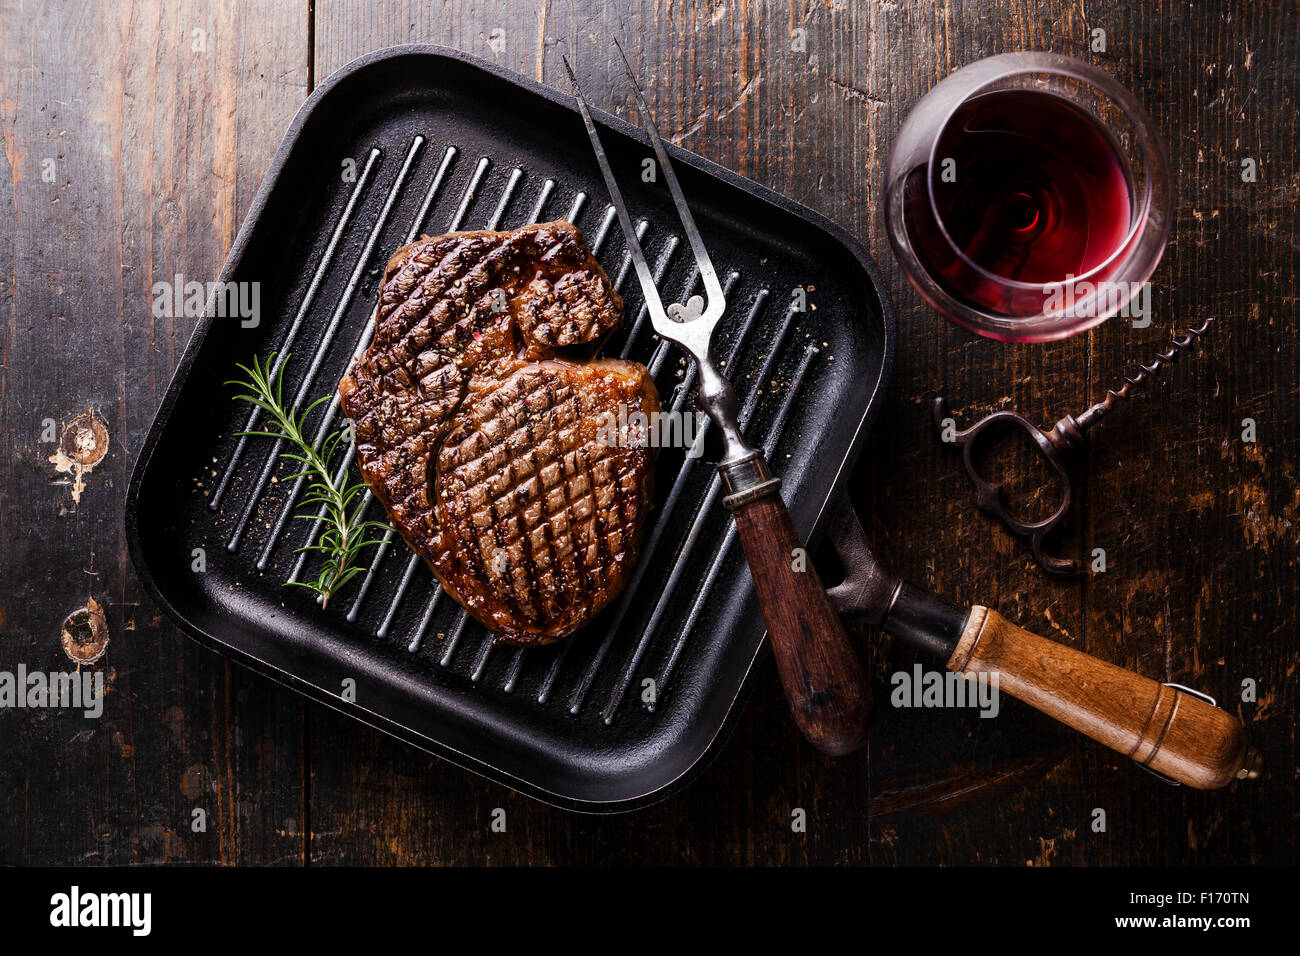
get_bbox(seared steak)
[338,221,659,646]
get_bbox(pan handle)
[947,606,1257,789]
[826,500,1260,789]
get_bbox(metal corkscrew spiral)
[1073,317,1215,433]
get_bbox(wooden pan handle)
[948,606,1254,789]
[729,489,871,755]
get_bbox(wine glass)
[884,52,1172,342]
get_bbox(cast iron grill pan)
[126,46,895,812]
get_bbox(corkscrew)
[934,318,1214,574]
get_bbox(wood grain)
[948,606,1250,789]
[0,0,1294,865]
[0,0,309,864]
[729,480,872,756]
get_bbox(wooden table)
[1,0,1294,865]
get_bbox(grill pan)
[126,45,894,812]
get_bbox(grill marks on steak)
[339,221,658,646]
[372,219,622,378]
[435,360,656,639]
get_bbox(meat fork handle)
[723,460,871,755]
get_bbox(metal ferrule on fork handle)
[695,350,783,508]
[719,451,782,511]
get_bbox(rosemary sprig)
[226,352,391,608]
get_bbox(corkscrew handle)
[933,399,1080,573]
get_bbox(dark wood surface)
[1,0,1294,865]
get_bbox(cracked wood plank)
[0,0,309,865]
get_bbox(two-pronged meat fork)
[564,47,871,755]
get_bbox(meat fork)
[565,46,871,755]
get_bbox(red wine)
[905,89,1134,316]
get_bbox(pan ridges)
[340,221,658,646]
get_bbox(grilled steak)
[339,221,659,646]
